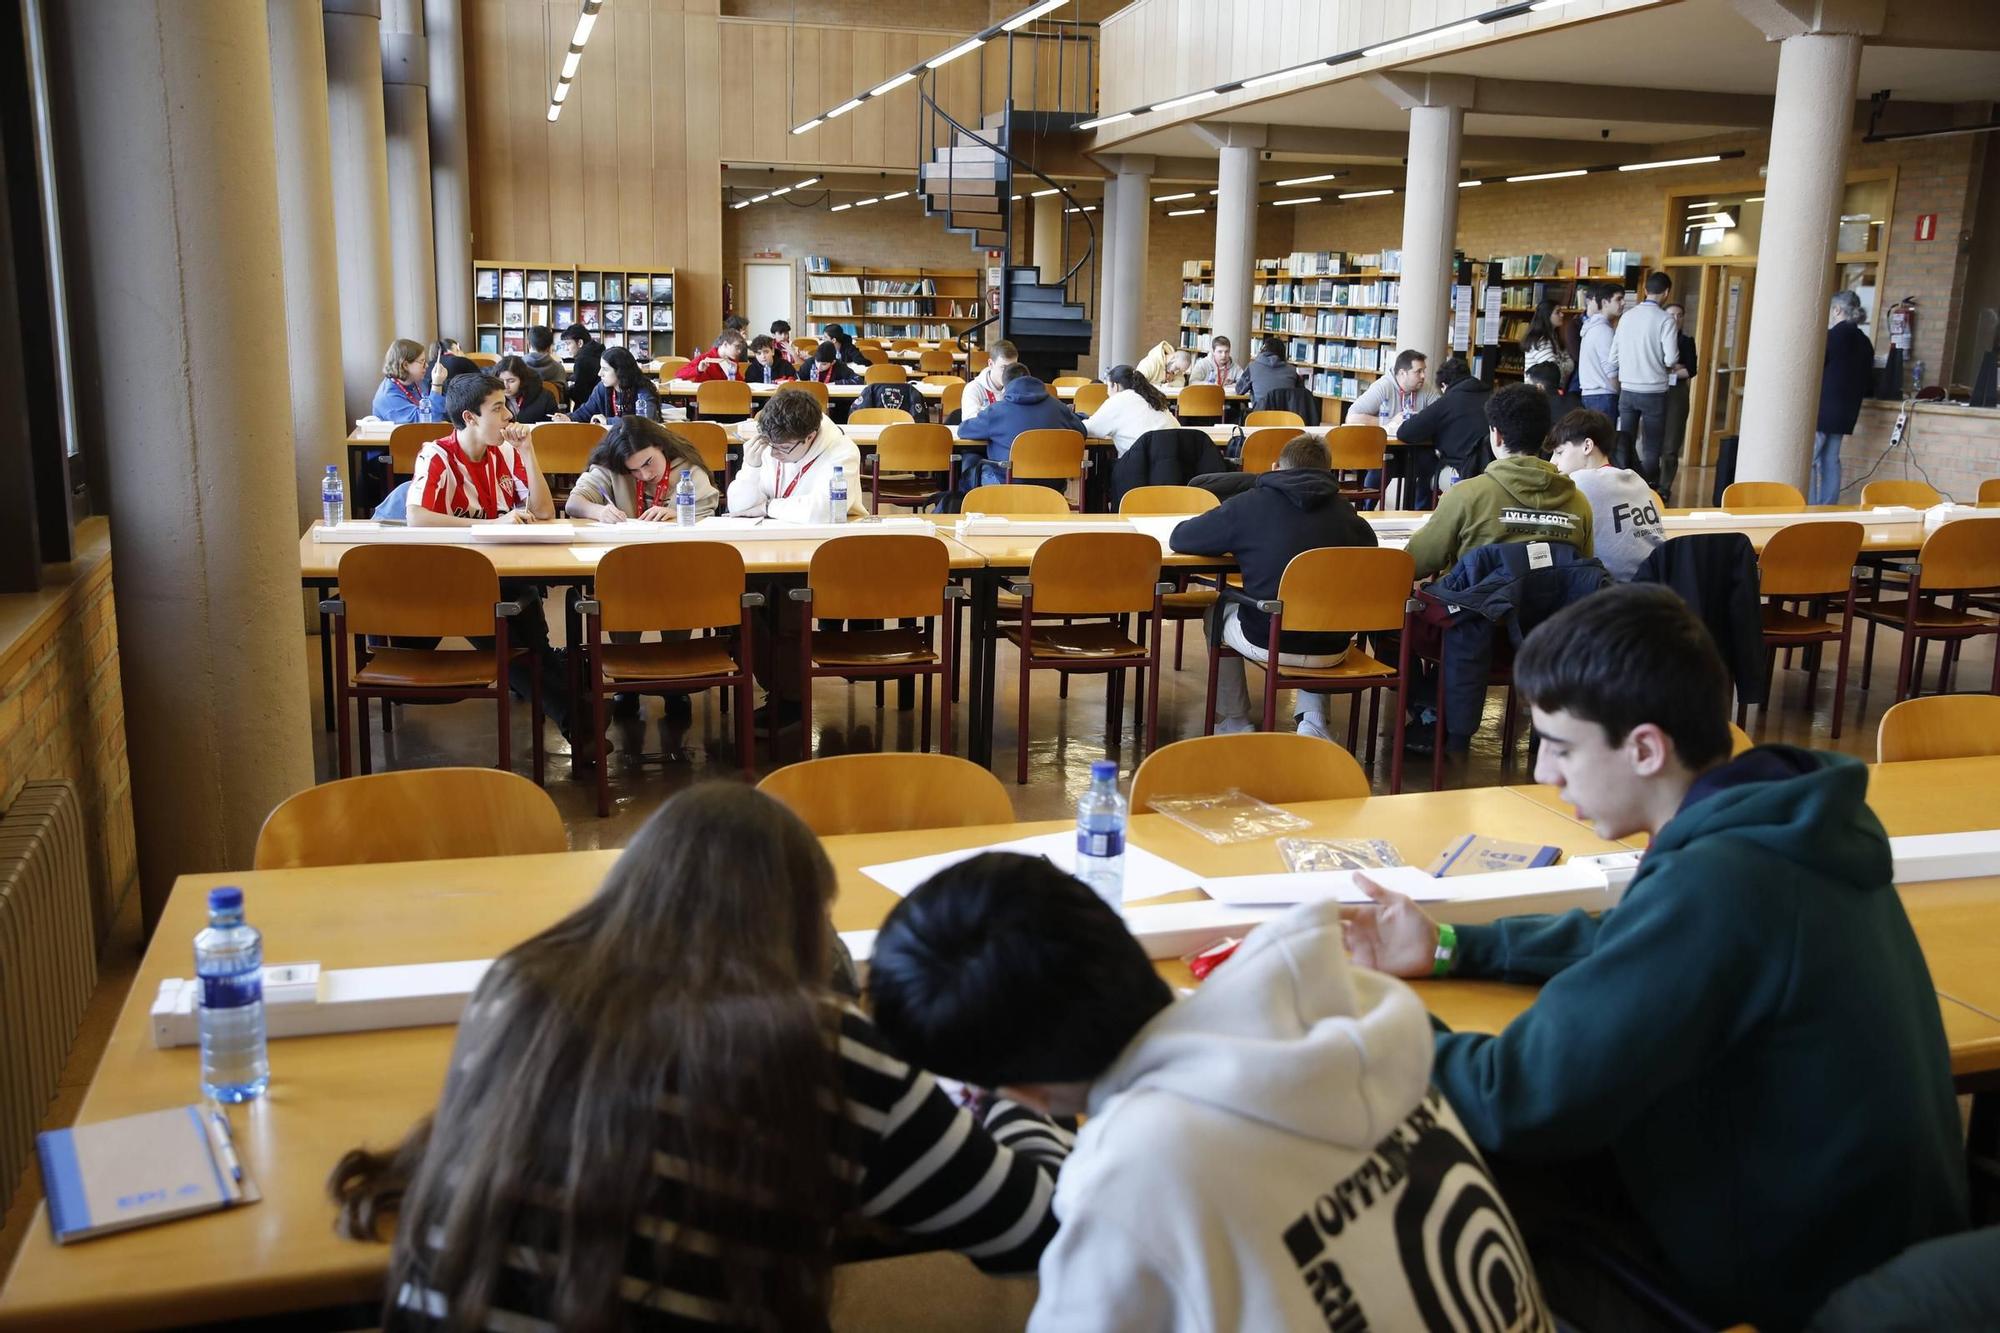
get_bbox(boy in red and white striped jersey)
[409,372,555,525]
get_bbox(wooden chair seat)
[1002,621,1146,659]
[810,628,938,667]
[1162,588,1218,611]
[1273,645,1398,681]
[353,648,499,689]
[598,638,741,682]
[1855,598,1994,631]
[873,478,942,504]
[1759,605,1843,637]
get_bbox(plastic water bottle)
[674,469,697,526]
[194,887,269,1103]
[828,465,848,524]
[321,466,344,528]
[1075,760,1127,910]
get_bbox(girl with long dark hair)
[494,355,559,424]
[571,344,661,423]
[1523,297,1573,385]
[1083,364,1180,456]
[565,416,718,524]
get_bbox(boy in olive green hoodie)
[1344,585,1967,1331]
[1406,382,1593,578]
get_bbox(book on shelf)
[1497,254,1558,279]
[945,301,982,319]
[475,269,500,300]
[605,277,623,302]
[502,330,525,355]
[525,274,549,300]
[657,278,673,301]
[808,299,852,315]
[604,331,625,348]
[1180,259,1212,279]
[651,307,673,330]
[605,305,625,329]
[502,301,525,328]
[866,301,924,317]
[553,274,575,299]
[478,330,500,354]
[580,277,598,301]
[528,303,549,328]
[554,303,574,328]
[580,302,600,328]
[809,275,862,295]
[628,334,650,359]
[627,304,645,329]
[864,279,936,296]
[630,281,650,303]
[501,270,525,299]
[804,254,833,273]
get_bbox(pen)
[209,1109,244,1184]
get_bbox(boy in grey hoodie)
[868,853,1551,1333]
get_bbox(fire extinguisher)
[722,280,735,320]
[1882,296,1917,396]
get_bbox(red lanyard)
[607,388,625,418]
[394,380,422,407]
[776,453,819,499]
[639,473,672,509]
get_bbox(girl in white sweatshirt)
[1083,365,1182,456]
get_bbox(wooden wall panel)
[718,23,756,160]
[652,5,690,322]
[680,0,725,346]
[750,23,793,162]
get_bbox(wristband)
[1432,922,1458,978]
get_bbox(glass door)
[1702,265,1755,468]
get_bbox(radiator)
[0,780,98,1216]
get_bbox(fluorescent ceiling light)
[1683,200,1720,209]
[1272,196,1320,206]
[546,105,562,122]
[792,118,822,135]
[883,191,910,201]
[1154,191,1197,202]
[927,36,985,69]
[1365,20,1478,58]
[831,203,852,212]
[1075,111,1134,130]
[854,197,880,207]
[1530,0,1586,9]
[1208,188,1219,195]
[1338,188,1393,199]
[1032,187,1060,197]
[572,11,597,44]
[870,71,917,97]
[749,194,770,203]
[1506,169,1587,182]
[1167,208,1206,217]
[1745,195,1765,203]
[1240,69,1305,90]
[731,201,751,210]
[770,186,793,196]
[1277,173,1341,186]
[552,81,570,103]
[796,177,820,189]
[825,98,864,120]
[1458,178,1483,188]
[1066,205,1096,213]
[561,50,581,79]
[1012,194,1024,200]
[1153,90,1219,112]
[1003,0,1068,31]
[1619,154,1723,172]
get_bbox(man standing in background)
[1577,283,1624,425]
[1814,290,1877,504]
[1612,272,1680,487]
[1661,302,1698,503]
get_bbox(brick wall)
[0,523,137,942]
[1839,401,2000,507]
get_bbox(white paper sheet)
[861,829,1202,904]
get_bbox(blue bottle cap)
[208,886,243,913]
[1091,760,1117,781]
[326,465,339,473]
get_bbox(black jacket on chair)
[1110,428,1226,509]
[1633,533,1768,705]
[1396,377,1493,479]
[1251,383,1321,426]
[853,380,930,422]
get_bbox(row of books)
[860,322,956,340]
[475,271,673,303]
[808,300,852,315]
[494,302,672,331]
[1251,278,1403,307]
[865,301,930,316]
[1285,339,1398,374]
[803,254,836,273]
[1495,253,1560,279]
[863,279,938,296]
[807,275,864,294]
[1306,369,1376,400]
[1255,310,1399,340]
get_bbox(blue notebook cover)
[37,1105,253,1244]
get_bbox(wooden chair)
[1004,428,1085,507]
[869,423,954,511]
[863,363,909,384]
[859,346,890,365]
[1738,520,1862,739]
[1176,384,1226,422]
[919,348,958,374]
[1855,517,2000,705]
[1204,547,1419,794]
[528,420,605,478]
[1877,695,2000,762]
[758,753,1011,835]
[1239,428,1299,475]
[254,769,565,869]
[387,421,453,482]
[1728,722,1755,756]
[656,356,690,380]
[788,379,831,411]
[790,340,818,364]
[791,535,961,762]
[1720,481,1806,508]
[1325,424,1388,505]
[889,339,921,354]
[1004,531,1166,783]
[962,484,1070,515]
[1245,410,1305,428]
[1120,486,1219,670]
[577,543,760,814]
[1072,382,1110,417]
[539,378,568,408]
[1978,478,2000,508]
[1131,733,1369,810]
[465,352,499,368]
[940,381,965,420]
[849,407,914,427]
[1050,376,1091,389]
[324,545,543,783]
[694,380,753,422]
[675,420,731,484]
[966,348,989,374]
[921,374,961,386]
[1861,479,1943,508]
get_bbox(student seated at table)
[522,323,565,387]
[559,322,604,408]
[332,785,1071,1333]
[1233,336,1307,408]
[371,337,447,423]
[493,355,559,424]
[1395,354,1493,496]
[569,345,660,423]
[868,852,1548,1333]
[728,386,864,524]
[821,322,861,366]
[1406,383,1591,579]
[804,340,862,386]
[961,338,1018,420]
[1082,364,1179,456]
[744,334,797,384]
[681,329,749,383]
[1548,408,1663,581]
[768,318,794,362]
[565,416,719,524]
[1343,584,1969,1331]
[1188,334,1235,386]
[1170,434,1378,740]
[956,362,1088,490]
[1134,339,1193,389]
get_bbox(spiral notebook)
[36,1104,258,1243]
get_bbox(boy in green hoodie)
[1405,382,1592,578]
[1344,584,1968,1330]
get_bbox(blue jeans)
[1616,390,1667,487]
[1811,432,1845,505]
[1581,392,1619,420]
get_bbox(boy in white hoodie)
[868,853,1551,1333]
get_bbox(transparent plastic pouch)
[1277,837,1406,874]
[1144,790,1312,845]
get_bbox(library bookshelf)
[473,261,676,360]
[1179,252,1406,411]
[803,260,983,342]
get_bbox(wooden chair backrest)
[807,534,950,620]
[530,420,605,474]
[1977,477,2000,508]
[674,420,730,474]
[1276,546,1416,635]
[1324,423,1388,470]
[787,379,830,410]
[963,484,1070,514]
[253,768,566,869]
[1118,485,1218,515]
[1877,695,2000,762]
[1072,382,1110,417]
[1240,428,1299,474]
[337,544,498,639]
[540,378,568,406]
[1728,722,1754,757]
[1176,384,1226,418]
[967,348,989,373]
[1757,520,1862,598]
[1050,376,1091,389]
[1861,479,1943,508]
[859,346,890,365]
[464,352,499,368]
[1028,531,1161,615]
[875,423,953,472]
[657,356,691,379]
[388,421,453,475]
[849,407,914,426]
[941,381,965,418]
[890,339,921,353]
[1720,481,1806,509]
[1131,733,1370,809]
[863,363,909,384]
[919,348,957,374]
[1915,515,2000,590]
[791,340,819,363]
[758,754,1012,835]
[695,380,754,416]
[595,541,746,633]
[1245,409,1305,428]
[1008,429,1085,481]
[922,374,962,386]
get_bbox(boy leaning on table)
[1345,583,1968,1331]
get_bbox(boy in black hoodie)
[1343,585,1968,1331]
[1170,435,1376,738]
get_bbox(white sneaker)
[1214,715,1256,735]
[1295,712,1334,742]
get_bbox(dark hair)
[1486,382,1553,456]
[822,323,849,343]
[1393,348,1428,375]
[601,345,642,397]
[1525,363,1563,396]
[561,322,590,342]
[750,334,775,354]
[587,416,708,480]
[813,342,839,364]
[1278,435,1331,470]
[528,324,555,353]
[868,852,1172,1089]
[1435,355,1471,389]
[770,319,791,335]
[493,355,543,402]
[1105,364,1170,412]
[1514,583,1732,770]
[1551,408,1614,454]
[445,371,506,429]
[1589,281,1625,308]
[1001,361,1033,384]
[1259,336,1286,359]
[331,786,844,1331]
[989,340,1018,362]
[1645,271,1672,297]
[717,330,749,355]
[1523,298,1562,353]
[722,314,750,332]
[758,386,824,442]
[1211,335,1231,350]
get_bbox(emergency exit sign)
[1914,213,1938,241]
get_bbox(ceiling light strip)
[545,0,604,122]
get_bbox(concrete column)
[1095,174,1120,377]
[424,0,472,342]
[267,0,348,532]
[1211,141,1262,358]
[43,0,315,926]
[1107,155,1155,370]
[1033,191,1065,285]
[1397,103,1465,365]
[324,0,397,424]
[1734,32,1864,484]
[381,0,437,342]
